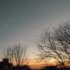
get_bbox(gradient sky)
[0,0,70,59]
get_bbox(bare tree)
[4,44,27,66]
[38,23,70,66]
[4,47,14,62]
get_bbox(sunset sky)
[0,0,70,59]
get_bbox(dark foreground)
[0,58,70,70]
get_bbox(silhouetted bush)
[0,58,13,70]
[0,58,31,70]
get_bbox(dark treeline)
[0,58,31,70]
[41,66,70,70]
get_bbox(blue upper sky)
[0,0,70,58]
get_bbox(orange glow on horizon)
[27,58,57,68]
[11,58,57,66]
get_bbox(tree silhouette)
[38,23,70,66]
[4,44,27,66]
